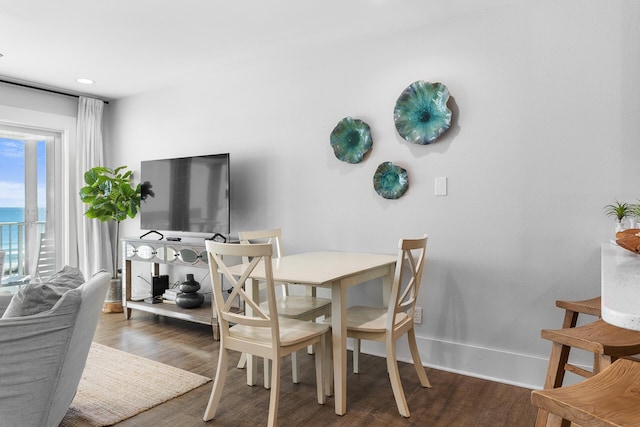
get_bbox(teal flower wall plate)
[373,162,408,199]
[330,117,373,164]
[394,81,452,145]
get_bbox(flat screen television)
[140,153,230,236]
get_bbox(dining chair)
[326,235,431,417]
[203,241,329,427]
[531,358,640,426]
[236,228,331,387]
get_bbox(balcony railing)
[0,221,46,278]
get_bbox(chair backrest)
[238,229,289,295]
[206,241,281,350]
[237,228,283,258]
[387,235,428,331]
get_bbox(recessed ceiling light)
[76,78,94,85]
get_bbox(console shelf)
[121,237,221,339]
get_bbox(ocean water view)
[0,206,46,275]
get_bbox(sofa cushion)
[2,266,85,318]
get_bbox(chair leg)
[315,335,326,404]
[203,347,229,421]
[264,358,271,389]
[543,342,568,389]
[594,354,614,374]
[266,352,299,386]
[267,357,281,427]
[237,352,247,369]
[292,350,300,384]
[353,338,360,374]
[561,309,579,329]
[546,412,571,427]
[535,408,572,427]
[407,328,431,388]
[534,408,548,427]
[325,329,334,397]
[386,337,410,417]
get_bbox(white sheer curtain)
[76,97,113,277]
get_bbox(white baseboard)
[354,335,577,390]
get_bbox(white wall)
[107,0,640,388]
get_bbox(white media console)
[121,237,222,339]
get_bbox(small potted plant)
[630,202,640,229]
[79,165,141,312]
[604,200,632,232]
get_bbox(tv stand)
[121,237,220,339]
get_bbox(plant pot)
[103,277,123,313]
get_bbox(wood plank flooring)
[92,311,537,426]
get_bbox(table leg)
[382,264,394,308]
[332,281,347,415]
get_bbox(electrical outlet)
[413,307,422,324]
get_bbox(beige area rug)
[60,342,211,427]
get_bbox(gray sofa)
[0,268,111,427]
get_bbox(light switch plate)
[435,176,447,196]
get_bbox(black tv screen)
[140,153,230,235]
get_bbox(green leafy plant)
[631,202,640,222]
[79,166,141,278]
[603,200,631,222]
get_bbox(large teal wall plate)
[394,81,452,145]
[330,116,373,164]
[373,162,408,199]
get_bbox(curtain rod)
[0,79,109,104]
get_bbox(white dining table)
[226,250,397,416]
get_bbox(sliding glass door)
[0,125,56,280]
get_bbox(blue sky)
[0,137,46,208]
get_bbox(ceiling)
[0,0,517,101]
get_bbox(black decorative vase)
[175,273,204,309]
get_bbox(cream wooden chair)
[328,235,431,417]
[203,241,328,427]
[237,228,331,387]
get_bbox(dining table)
[226,250,397,416]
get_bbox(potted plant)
[604,200,632,232]
[631,202,640,229]
[79,165,141,312]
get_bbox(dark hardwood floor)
[92,311,537,426]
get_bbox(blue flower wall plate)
[373,162,408,199]
[330,117,373,164]
[394,81,452,145]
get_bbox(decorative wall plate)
[330,117,373,164]
[373,162,408,199]
[394,81,452,145]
